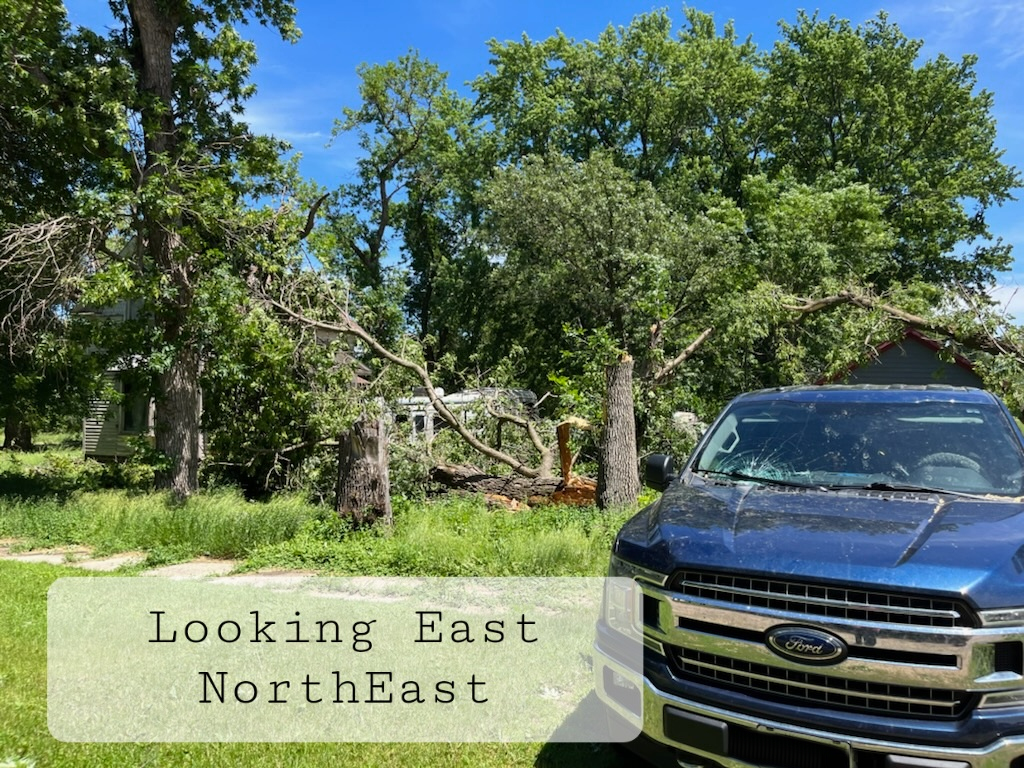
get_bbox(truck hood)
[615,480,1024,610]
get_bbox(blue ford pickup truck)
[595,385,1024,768]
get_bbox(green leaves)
[763,11,1019,289]
[480,152,672,357]
[325,52,473,289]
[741,172,895,292]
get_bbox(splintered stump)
[336,416,393,526]
[429,464,596,507]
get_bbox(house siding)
[82,373,134,458]
[80,298,157,459]
[843,339,984,388]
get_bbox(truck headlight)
[603,576,643,636]
[979,608,1024,627]
[607,553,670,586]
[604,555,668,636]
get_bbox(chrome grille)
[671,570,974,628]
[668,646,971,720]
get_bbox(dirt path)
[0,540,239,578]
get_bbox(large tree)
[112,0,299,497]
[0,0,111,446]
[480,152,743,505]
[0,1,301,497]
[762,12,1019,290]
[468,7,1016,503]
[473,9,764,197]
[474,9,1018,290]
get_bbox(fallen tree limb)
[264,295,553,479]
[653,326,714,385]
[485,400,554,477]
[784,289,1011,357]
[429,463,596,504]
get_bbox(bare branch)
[0,216,109,352]
[485,399,554,477]
[653,327,715,385]
[264,291,549,478]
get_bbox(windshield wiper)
[698,469,824,490]
[830,481,995,500]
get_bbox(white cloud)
[243,104,328,145]
[883,0,1024,65]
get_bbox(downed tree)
[429,464,596,505]
[784,289,1012,357]
[264,292,557,479]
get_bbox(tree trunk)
[429,464,566,501]
[3,409,33,450]
[336,415,392,527]
[129,0,203,499]
[597,354,640,509]
[154,347,202,498]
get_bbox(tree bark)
[429,464,566,501]
[597,354,641,509]
[3,409,33,450]
[336,415,392,527]
[129,0,203,499]
[154,347,202,497]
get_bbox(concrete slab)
[141,558,236,579]
[78,553,147,572]
[7,551,71,565]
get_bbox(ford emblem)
[765,625,847,666]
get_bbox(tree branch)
[653,327,715,385]
[0,216,108,352]
[298,193,329,240]
[485,399,554,477]
[264,293,548,478]
[783,290,1009,356]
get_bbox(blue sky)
[64,1,1024,311]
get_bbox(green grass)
[0,447,80,473]
[239,497,633,576]
[0,465,634,575]
[0,560,628,767]
[0,488,316,563]
[0,440,641,763]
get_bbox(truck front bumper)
[594,643,1024,768]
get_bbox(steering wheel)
[913,452,983,473]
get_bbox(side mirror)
[644,454,676,492]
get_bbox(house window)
[120,380,149,434]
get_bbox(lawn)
[0,560,629,767]
[0,442,641,764]
[0,480,632,576]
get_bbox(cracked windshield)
[694,400,1024,496]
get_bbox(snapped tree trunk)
[336,415,392,527]
[154,346,202,498]
[597,353,640,509]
